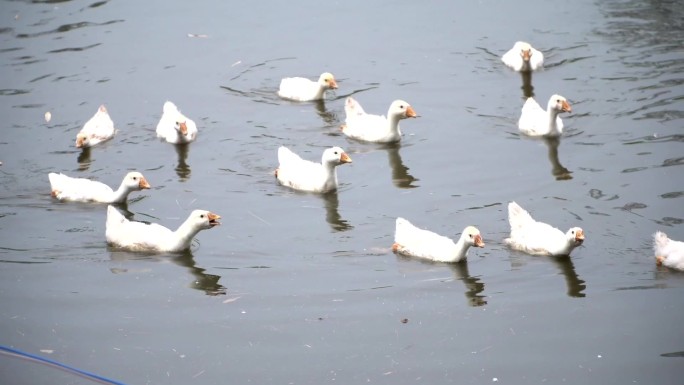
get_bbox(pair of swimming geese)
[47,42,683,270]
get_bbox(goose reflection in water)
[448,262,487,306]
[313,99,339,126]
[543,136,572,180]
[520,71,534,98]
[322,191,352,232]
[108,249,226,296]
[174,143,191,181]
[508,252,586,298]
[550,255,586,298]
[384,143,419,188]
[395,256,487,307]
[76,147,91,171]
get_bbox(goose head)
[463,226,485,248]
[322,146,352,166]
[548,94,572,114]
[389,100,417,119]
[75,133,90,148]
[123,171,151,191]
[318,72,338,90]
[175,119,189,135]
[517,42,533,62]
[189,210,221,230]
[566,227,584,246]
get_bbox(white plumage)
[75,105,116,148]
[393,217,485,263]
[504,201,584,256]
[341,97,417,143]
[277,72,338,101]
[105,206,221,253]
[49,171,150,203]
[275,146,352,193]
[501,41,544,72]
[156,101,198,144]
[654,231,684,271]
[518,94,572,136]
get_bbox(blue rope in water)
[0,344,128,385]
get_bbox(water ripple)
[16,20,124,39]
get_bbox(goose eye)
[400,105,404,109]
[571,230,575,234]
[200,214,205,219]
[132,177,137,180]
[469,234,473,238]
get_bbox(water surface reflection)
[508,252,586,298]
[384,143,418,188]
[109,249,226,296]
[447,262,487,306]
[76,147,91,171]
[174,143,191,181]
[544,136,573,181]
[322,192,352,232]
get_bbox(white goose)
[106,206,220,253]
[75,105,116,148]
[156,101,198,144]
[518,94,572,137]
[392,218,485,263]
[341,97,417,143]
[49,171,150,203]
[501,41,544,72]
[277,72,338,101]
[504,201,584,256]
[275,146,352,193]
[654,231,684,271]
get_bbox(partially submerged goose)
[504,201,584,256]
[49,171,150,204]
[341,97,417,143]
[275,146,352,193]
[106,206,220,253]
[393,217,485,263]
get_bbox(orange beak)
[522,49,531,61]
[207,212,221,227]
[328,78,338,89]
[474,234,485,248]
[656,255,665,266]
[178,121,188,135]
[405,106,417,118]
[575,229,584,243]
[340,152,352,163]
[561,100,572,113]
[139,177,151,189]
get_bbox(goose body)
[49,171,150,203]
[392,217,484,263]
[275,146,352,193]
[654,231,684,271]
[502,41,544,72]
[504,201,584,256]
[76,105,116,148]
[341,97,417,143]
[156,101,198,144]
[105,206,220,252]
[518,94,572,136]
[277,72,338,101]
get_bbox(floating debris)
[187,33,209,38]
[44,111,51,122]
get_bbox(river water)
[0,0,683,384]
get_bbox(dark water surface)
[1,0,683,384]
